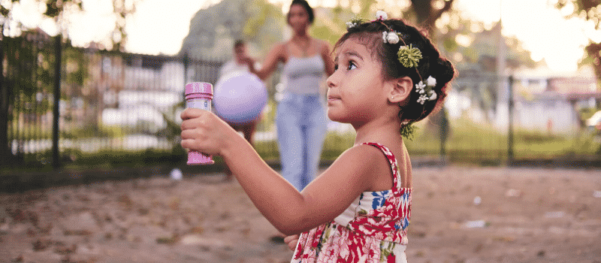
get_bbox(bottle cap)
[185,82,213,96]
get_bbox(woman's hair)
[334,19,456,126]
[287,0,314,25]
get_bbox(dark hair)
[334,19,456,126]
[233,39,245,48]
[287,0,314,25]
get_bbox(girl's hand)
[284,234,299,251]
[240,55,255,65]
[180,108,238,156]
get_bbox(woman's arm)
[320,40,335,76]
[180,109,390,235]
[247,43,285,81]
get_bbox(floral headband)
[347,11,438,106]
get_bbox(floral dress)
[292,142,412,263]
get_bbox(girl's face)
[326,38,390,125]
[288,4,310,33]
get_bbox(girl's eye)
[347,61,357,70]
[334,64,339,71]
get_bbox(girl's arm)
[321,40,335,76]
[180,109,389,235]
[247,43,285,81]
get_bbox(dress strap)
[362,142,402,193]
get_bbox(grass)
[3,118,600,174]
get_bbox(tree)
[410,0,455,37]
[1,0,139,50]
[556,0,601,85]
[180,0,284,59]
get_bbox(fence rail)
[1,32,600,173]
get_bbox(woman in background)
[244,0,335,191]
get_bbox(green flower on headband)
[400,121,417,141]
[397,44,422,68]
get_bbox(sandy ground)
[1,166,600,263]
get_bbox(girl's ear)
[388,76,413,105]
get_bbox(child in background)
[180,11,455,263]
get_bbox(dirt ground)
[1,166,600,263]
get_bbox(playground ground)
[1,166,600,263]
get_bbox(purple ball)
[214,72,268,125]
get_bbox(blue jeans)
[276,93,327,191]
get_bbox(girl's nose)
[326,73,337,89]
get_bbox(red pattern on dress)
[291,142,412,263]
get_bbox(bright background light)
[10,0,601,73]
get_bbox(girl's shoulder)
[342,143,385,160]
[337,144,395,191]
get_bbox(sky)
[7,0,601,73]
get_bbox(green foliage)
[182,0,284,58]
[255,140,280,161]
[555,0,601,84]
[579,107,600,122]
[4,117,600,172]
[405,116,601,162]
[1,0,138,51]
[2,34,56,121]
[321,132,355,160]
[556,0,601,28]
[443,37,459,53]
[63,45,88,86]
[53,148,183,169]
[60,124,127,139]
[243,0,284,45]
[157,101,184,141]
[404,121,443,156]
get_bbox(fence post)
[183,52,189,85]
[0,35,7,167]
[440,108,448,164]
[52,35,62,169]
[507,75,514,163]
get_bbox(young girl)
[180,12,455,263]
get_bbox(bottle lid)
[185,82,213,95]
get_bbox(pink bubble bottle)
[184,82,215,165]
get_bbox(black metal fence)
[1,32,600,172]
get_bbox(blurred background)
[1,0,600,176]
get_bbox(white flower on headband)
[376,10,387,21]
[386,32,399,44]
[417,95,428,105]
[426,76,437,87]
[415,76,438,105]
[429,91,437,100]
[382,31,400,44]
[415,81,426,94]
[346,17,364,30]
